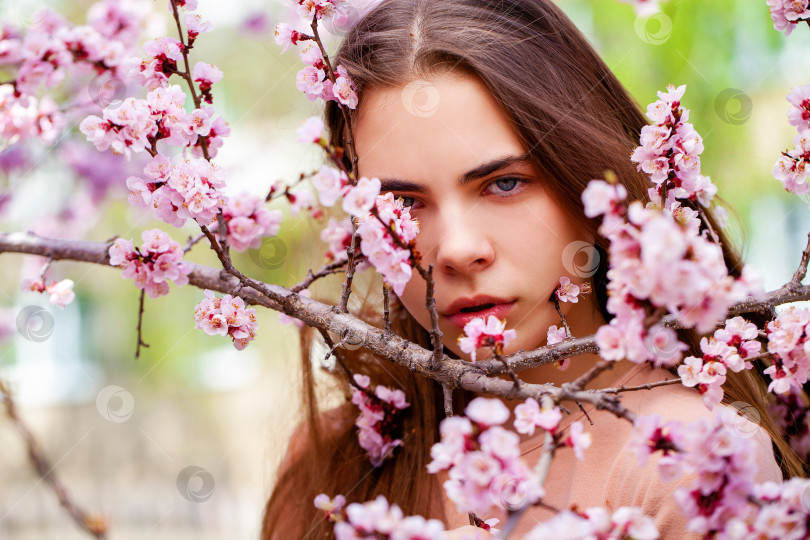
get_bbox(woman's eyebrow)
[378,152,532,194]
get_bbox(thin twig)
[290,258,350,293]
[596,378,682,394]
[134,290,150,359]
[183,233,206,253]
[0,379,108,539]
[382,282,392,336]
[336,218,359,313]
[442,384,454,417]
[697,205,720,244]
[425,264,444,368]
[552,297,572,337]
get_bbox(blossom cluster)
[125,153,228,228]
[773,85,810,200]
[0,0,152,145]
[214,191,283,251]
[351,374,410,467]
[555,276,583,303]
[457,315,517,363]
[584,178,759,367]
[427,397,546,516]
[193,289,258,350]
[320,217,353,262]
[80,83,230,161]
[524,506,659,540]
[767,0,810,36]
[20,277,76,308]
[632,411,810,538]
[273,2,359,109]
[678,316,762,409]
[631,85,719,210]
[764,305,810,395]
[314,493,446,539]
[355,191,420,296]
[108,228,192,298]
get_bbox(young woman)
[262,0,805,537]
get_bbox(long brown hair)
[261,0,805,537]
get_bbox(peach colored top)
[437,362,783,538]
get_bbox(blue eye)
[487,176,526,195]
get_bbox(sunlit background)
[0,0,808,538]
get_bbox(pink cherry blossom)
[429,400,544,516]
[342,176,381,217]
[274,23,305,53]
[108,229,192,299]
[194,289,258,350]
[546,324,566,345]
[564,421,592,460]
[457,315,517,362]
[183,13,211,45]
[312,165,347,207]
[191,61,222,103]
[215,191,282,251]
[351,374,410,467]
[297,115,324,143]
[555,276,580,303]
[764,306,810,395]
[322,494,445,539]
[513,397,562,435]
[45,279,75,308]
[333,64,359,109]
[768,0,810,36]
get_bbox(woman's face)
[354,72,605,364]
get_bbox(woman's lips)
[445,301,516,328]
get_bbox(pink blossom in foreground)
[320,216,353,262]
[546,324,566,345]
[342,176,381,216]
[584,179,759,366]
[108,229,192,298]
[191,61,222,104]
[313,493,345,522]
[564,421,592,460]
[183,13,212,46]
[513,397,562,436]
[355,192,419,296]
[215,191,282,251]
[193,289,258,350]
[20,278,76,308]
[767,0,810,36]
[786,84,810,135]
[297,115,324,143]
[312,165,348,207]
[428,397,544,516]
[351,374,410,467]
[334,65,359,109]
[555,276,580,303]
[525,506,659,540]
[457,315,517,362]
[316,494,445,539]
[764,305,810,394]
[274,23,306,53]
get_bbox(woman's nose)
[433,210,495,275]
